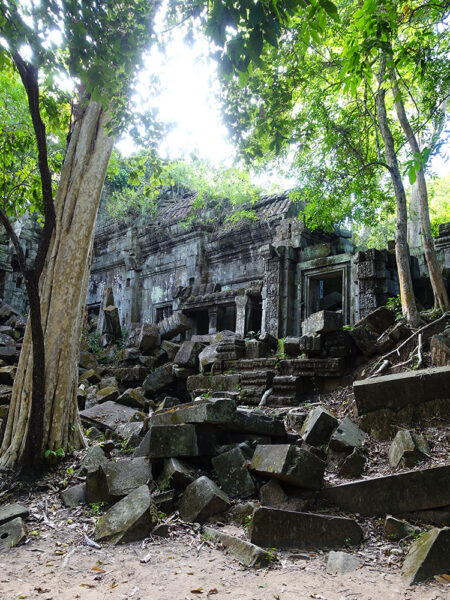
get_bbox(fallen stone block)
[212,447,255,499]
[155,396,180,412]
[0,517,26,550]
[359,306,396,335]
[338,448,366,478]
[300,406,338,446]
[161,340,180,360]
[80,369,102,385]
[117,348,140,363]
[174,341,205,368]
[0,502,29,526]
[134,424,216,458]
[402,527,450,585]
[283,337,300,357]
[138,323,161,355]
[302,310,343,336]
[158,312,194,341]
[299,334,322,357]
[430,329,450,367]
[143,363,175,395]
[150,398,236,427]
[326,551,362,575]
[348,324,378,356]
[178,476,230,522]
[86,457,153,503]
[173,366,196,379]
[354,366,450,415]
[60,484,86,508]
[104,305,122,341]
[97,386,120,404]
[199,344,219,372]
[329,416,366,452]
[80,401,140,430]
[0,346,17,364]
[203,526,271,568]
[384,516,419,541]
[116,388,147,410]
[159,458,196,490]
[79,350,99,371]
[249,508,363,549]
[95,485,156,544]
[245,340,270,359]
[154,489,176,515]
[251,444,325,490]
[258,332,278,350]
[323,465,450,516]
[388,430,430,468]
[259,479,312,512]
[78,445,107,476]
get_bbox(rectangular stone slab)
[134,424,216,458]
[249,507,363,549]
[203,526,271,568]
[354,366,450,414]
[80,401,140,431]
[323,465,450,516]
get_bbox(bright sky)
[116,20,449,184]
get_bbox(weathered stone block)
[0,517,26,550]
[174,341,205,368]
[212,447,255,499]
[138,323,161,355]
[80,401,140,430]
[348,325,378,356]
[258,332,278,350]
[159,458,196,490]
[155,396,180,413]
[210,374,240,393]
[186,374,211,393]
[299,334,322,356]
[134,424,216,458]
[86,457,153,503]
[117,388,147,410]
[302,311,343,336]
[150,398,236,427]
[329,416,367,452]
[60,484,86,508]
[338,448,366,478]
[95,485,156,544]
[259,479,311,512]
[78,445,107,476]
[80,369,101,385]
[283,337,301,357]
[143,363,175,395]
[354,366,450,415]
[388,430,430,468]
[104,305,122,341]
[178,476,230,522]
[0,502,29,526]
[249,508,363,549]
[161,340,180,360]
[158,312,194,341]
[359,306,395,335]
[79,350,98,371]
[97,386,120,404]
[0,346,17,364]
[384,515,418,540]
[402,527,450,585]
[323,465,450,516]
[198,344,219,372]
[245,340,270,359]
[203,526,271,568]
[251,444,325,490]
[300,406,338,446]
[430,329,450,367]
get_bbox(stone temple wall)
[0,198,449,339]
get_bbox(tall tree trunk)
[391,72,449,311]
[376,60,421,327]
[0,100,114,468]
[408,181,421,248]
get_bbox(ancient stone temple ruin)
[85,192,448,338]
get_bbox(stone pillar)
[97,286,115,334]
[355,249,391,320]
[261,244,282,338]
[235,294,248,337]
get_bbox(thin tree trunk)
[391,72,449,311]
[0,100,115,468]
[376,59,421,327]
[408,182,421,248]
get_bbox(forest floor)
[0,517,448,600]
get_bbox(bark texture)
[391,73,449,311]
[0,101,114,468]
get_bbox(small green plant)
[202,531,212,541]
[243,514,253,531]
[343,324,353,331]
[266,547,278,563]
[44,447,65,463]
[89,502,106,516]
[156,510,167,521]
[385,295,403,321]
[202,391,212,399]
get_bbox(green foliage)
[428,175,450,237]
[385,295,403,321]
[89,501,106,516]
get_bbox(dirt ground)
[1,517,448,600]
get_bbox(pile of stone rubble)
[0,299,449,585]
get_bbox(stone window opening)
[155,304,173,323]
[303,264,350,324]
